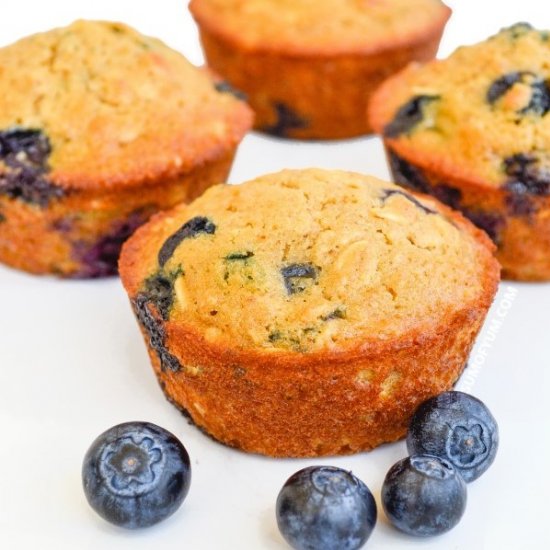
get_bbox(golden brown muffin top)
[369,23,550,189]
[120,169,496,353]
[0,20,252,190]
[189,0,451,55]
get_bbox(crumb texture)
[190,0,450,54]
[127,169,493,352]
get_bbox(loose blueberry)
[281,263,319,295]
[382,455,467,537]
[407,391,499,482]
[276,466,377,550]
[158,216,216,267]
[263,103,309,138]
[82,421,191,529]
[384,95,439,138]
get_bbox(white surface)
[1,1,549,549]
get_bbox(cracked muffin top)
[369,23,550,191]
[120,169,498,353]
[189,0,451,56]
[0,20,252,190]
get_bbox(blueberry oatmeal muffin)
[119,169,499,457]
[189,0,450,140]
[0,20,252,277]
[369,23,550,281]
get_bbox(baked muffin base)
[385,147,550,281]
[0,152,235,277]
[120,192,498,457]
[143,305,491,457]
[198,28,447,140]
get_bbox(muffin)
[0,20,252,277]
[369,23,550,281]
[189,0,451,140]
[119,168,499,457]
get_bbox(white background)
[1,1,549,549]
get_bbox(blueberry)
[262,102,309,138]
[0,128,51,166]
[82,421,191,529]
[72,211,149,278]
[276,466,377,550]
[224,250,255,261]
[381,189,436,215]
[383,95,439,138]
[503,154,550,196]
[133,268,183,372]
[387,150,432,194]
[460,208,506,243]
[214,80,247,101]
[407,391,499,482]
[0,127,63,207]
[281,263,319,295]
[382,455,467,537]
[158,216,216,267]
[487,72,550,116]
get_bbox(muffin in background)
[0,20,252,278]
[369,23,550,281]
[119,168,499,457]
[189,0,451,140]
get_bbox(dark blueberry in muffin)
[487,72,526,104]
[263,102,309,138]
[276,466,377,550]
[225,250,255,261]
[82,421,191,529]
[503,153,550,196]
[387,150,432,194]
[407,391,499,482]
[281,263,319,295]
[382,455,467,537]
[521,78,550,116]
[158,216,216,267]
[321,307,346,321]
[0,127,63,207]
[382,188,436,215]
[0,128,51,167]
[487,72,550,116]
[0,168,63,207]
[384,95,439,138]
[73,211,148,278]
[460,208,505,243]
[214,80,247,101]
[133,268,183,372]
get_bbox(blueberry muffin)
[0,20,252,277]
[189,0,450,140]
[119,169,499,457]
[369,23,550,281]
